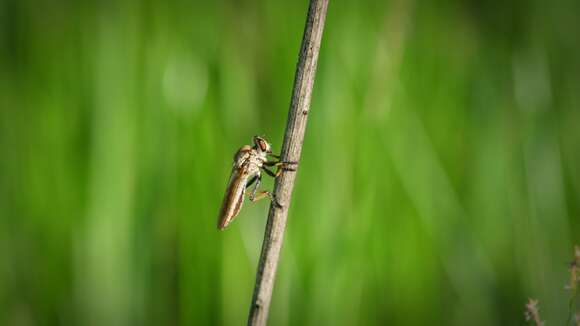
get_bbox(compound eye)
[258,139,268,152]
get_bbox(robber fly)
[217,136,296,230]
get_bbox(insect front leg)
[266,153,298,168]
[264,160,298,167]
[264,160,298,172]
[264,160,297,178]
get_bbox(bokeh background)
[1,0,579,325]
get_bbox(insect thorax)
[246,149,267,172]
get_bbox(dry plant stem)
[567,246,580,326]
[247,0,329,325]
[525,299,543,326]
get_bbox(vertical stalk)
[247,0,329,325]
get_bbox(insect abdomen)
[217,168,248,230]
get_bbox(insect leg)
[264,161,298,173]
[264,160,298,167]
[246,175,258,189]
[262,167,278,178]
[248,175,261,201]
[267,151,298,166]
[248,190,282,208]
[278,163,297,172]
[263,162,296,178]
[275,167,287,178]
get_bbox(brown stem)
[247,0,329,325]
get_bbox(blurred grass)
[1,0,579,325]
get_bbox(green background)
[1,0,579,325]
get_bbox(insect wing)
[217,165,248,230]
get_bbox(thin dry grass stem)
[525,298,544,326]
[569,246,580,291]
[567,245,580,325]
[246,0,329,325]
[525,245,580,325]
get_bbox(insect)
[217,136,296,230]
